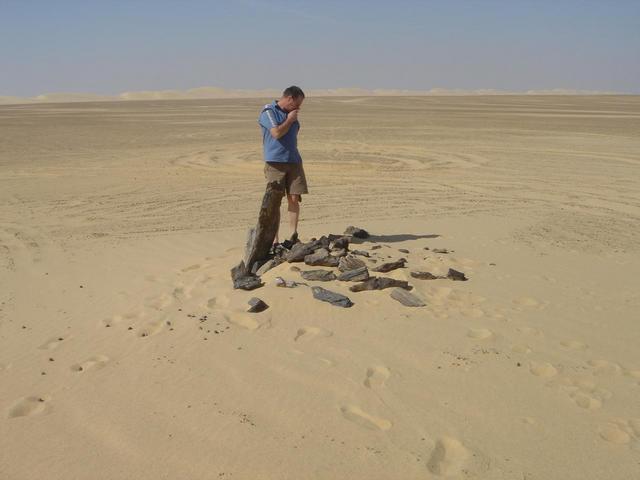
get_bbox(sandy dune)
[1,96,639,479]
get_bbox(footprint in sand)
[224,312,268,331]
[137,319,166,338]
[529,362,558,378]
[364,366,391,389]
[560,340,589,350]
[294,326,333,342]
[101,311,143,328]
[517,326,544,337]
[511,344,532,354]
[513,297,540,308]
[147,293,173,311]
[181,264,201,272]
[340,405,392,431]
[38,336,68,351]
[587,359,622,376]
[7,395,52,419]
[599,419,640,445]
[70,355,110,373]
[467,328,493,340]
[426,437,470,477]
[206,297,217,309]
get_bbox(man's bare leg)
[287,194,300,240]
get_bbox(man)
[258,86,308,245]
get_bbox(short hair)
[283,86,305,99]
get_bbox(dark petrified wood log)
[338,255,366,272]
[311,286,353,308]
[349,277,412,292]
[411,271,439,280]
[337,266,369,282]
[301,269,337,281]
[372,258,407,273]
[390,288,426,307]
[243,180,286,273]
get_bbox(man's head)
[279,86,305,112]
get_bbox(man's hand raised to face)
[287,109,299,123]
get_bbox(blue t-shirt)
[258,100,302,163]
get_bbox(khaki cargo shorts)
[264,162,309,197]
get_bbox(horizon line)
[0,86,631,105]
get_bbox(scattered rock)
[372,258,407,273]
[349,277,412,292]
[233,275,264,291]
[330,236,350,250]
[330,248,348,257]
[432,248,449,254]
[344,226,370,238]
[290,266,301,272]
[287,241,319,262]
[338,255,366,272]
[423,246,430,250]
[371,245,382,250]
[255,259,276,276]
[247,298,269,313]
[398,248,410,254]
[390,288,426,307]
[304,248,330,265]
[275,277,302,288]
[311,287,353,308]
[301,270,337,282]
[411,271,439,280]
[351,250,370,257]
[337,266,369,282]
[447,268,468,281]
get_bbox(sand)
[1,96,639,479]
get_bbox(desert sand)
[1,95,639,479]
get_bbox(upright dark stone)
[311,287,354,308]
[330,236,350,250]
[243,181,286,274]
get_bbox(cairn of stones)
[231,182,467,309]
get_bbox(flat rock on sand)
[311,286,354,308]
[390,288,426,307]
[373,258,407,273]
[350,277,412,292]
[301,269,337,282]
[338,255,366,272]
[337,266,369,282]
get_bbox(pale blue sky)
[1,0,639,96]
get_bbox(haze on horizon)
[1,0,639,98]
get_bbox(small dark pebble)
[128,327,133,330]
[517,362,522,367]
[49,358,54,362]
[489,263,496,266]
[41,371,46,375]
[398,249,410,254]
[423,247,430,250]
[371,245,382,250]
[58,337,64,341]
[105,324,111,328]
[22,326,27,329]
[79,285,83,288]
[38,398,45,402]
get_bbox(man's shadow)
[350,233,440,244]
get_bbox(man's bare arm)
[270,110,298,139]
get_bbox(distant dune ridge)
[0,86,622,105]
